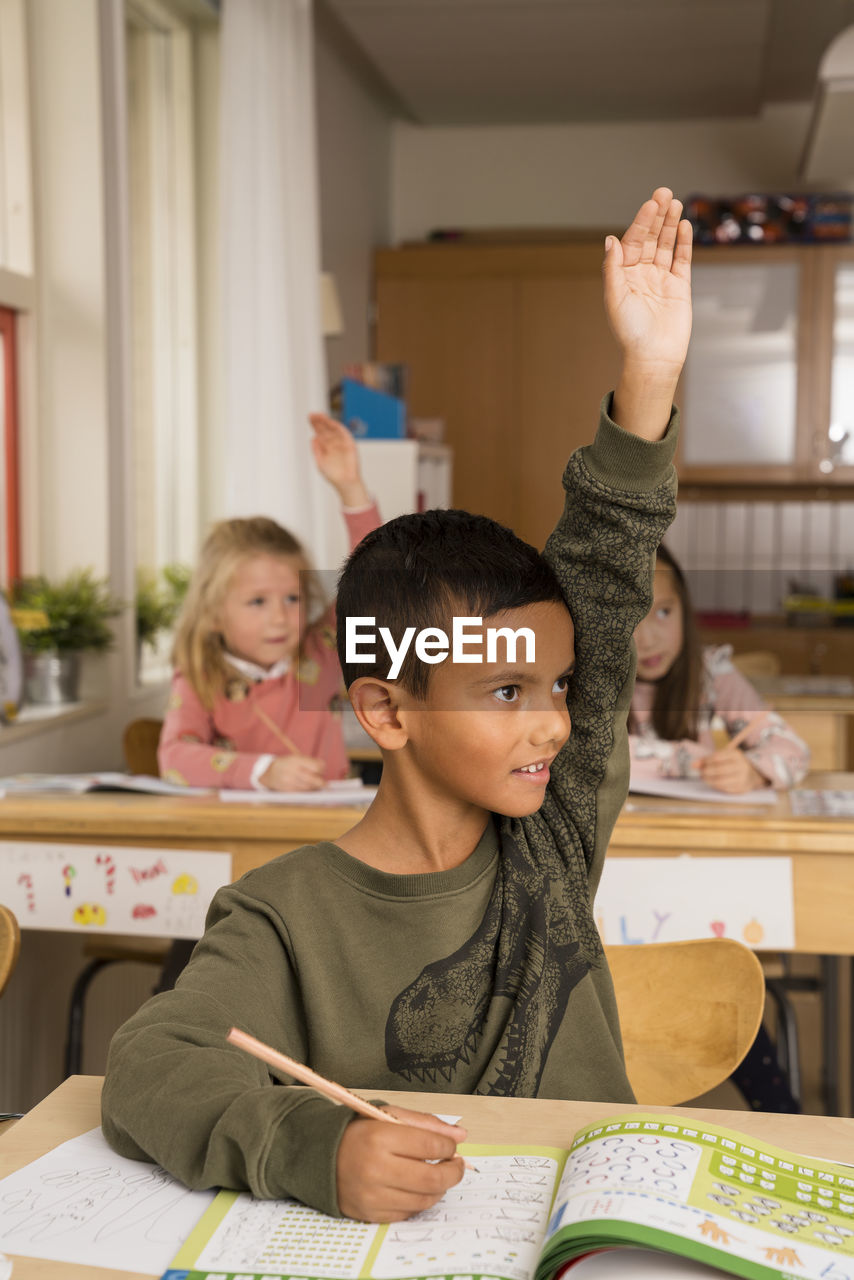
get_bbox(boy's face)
[400,600,574,819]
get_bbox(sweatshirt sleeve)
[539,394,679,893]
[101,877,353,1214]
[709,658,812,787]
[158,674,269,790]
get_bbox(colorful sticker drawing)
[595,856,794,949]
[72,903,106,927]
[95,852,116,894]
[171,873,198,895]
[16,872,35,913]
[3,841,232,938]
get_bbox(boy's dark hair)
[336,508,565,698]
[630,542,703,741]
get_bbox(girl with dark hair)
[629,544,810,793]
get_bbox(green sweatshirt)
[101,396,678,1216]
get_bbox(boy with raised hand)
[102,188,692,1223]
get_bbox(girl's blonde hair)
[172,516,327,709]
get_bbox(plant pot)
[23,651,82,705]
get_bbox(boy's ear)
[348,678,409,750]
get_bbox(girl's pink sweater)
[158,505,379,790]
[629,644,810,789]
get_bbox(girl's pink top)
[158,504,379,790]
[629,645,811,789]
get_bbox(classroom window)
[0,306,20,585]
[126,0,201,589]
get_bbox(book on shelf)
[161,1111,854,1280]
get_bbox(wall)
[314,10,394,388]
[390,103,817,243]
[388,104,854,594]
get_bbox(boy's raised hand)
[337,1106,467,1222]
[309,412,370,509]
[605,187,693,441]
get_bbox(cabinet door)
[517,276,622,547]
[678,248,815,482]
[375,276,517,530]
[814,247,854,481]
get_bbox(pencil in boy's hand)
[227,1028,401,1122]
[227,1028,477,1171]
[253,706,301,756]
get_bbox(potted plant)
[11,570,123,704]
[135,563,191,673]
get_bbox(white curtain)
[219,0,331,563]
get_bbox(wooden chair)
[1,905,22,1126]
[64,718,166,1077]
[0,904,21,999]
[122,717,163,776]
[731,650,782,679]
[606,938,765,1105]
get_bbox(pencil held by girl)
[629,544,810,792]
[158,415,380,791]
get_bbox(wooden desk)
[611,772,854,955]
[3,1075,854,1280]
[0,792,366,882]
[752,676,854,772]
[0,777,852,951]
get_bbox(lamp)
[320,272,344,337]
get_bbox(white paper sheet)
[220,780,376,806]
[628,773,777,805]
[595,855,795,949]
[0,772,212,796]
[564,1246,735,1276]
[1,840,231,937]
[0,1127,213,1273]
[790,789,854,817]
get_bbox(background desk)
[0,792,366,883]
[3,1075,854,1280]
[611,771,854,956]
[752,676,854,772]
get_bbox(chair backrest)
[605,938,765,1106]
[0,905,21,998]
[122,718,164,777]
[731,650,782,679]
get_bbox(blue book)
[340,377,406,439]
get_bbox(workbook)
[0,771,212,796]
[161,1112,854,1280]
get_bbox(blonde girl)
[158,415,380,791]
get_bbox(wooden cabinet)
[374,243,620,548]
[678,245,854,485]
[375,243,854,539]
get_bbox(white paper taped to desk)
[0,840,232,938]
[595,855,794,950]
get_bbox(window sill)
[1,699,110,744]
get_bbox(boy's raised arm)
[604,187,692,442]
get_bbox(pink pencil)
[227,1027,477,1171]
[228,1027,401,1122]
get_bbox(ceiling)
[322,0,854,126]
